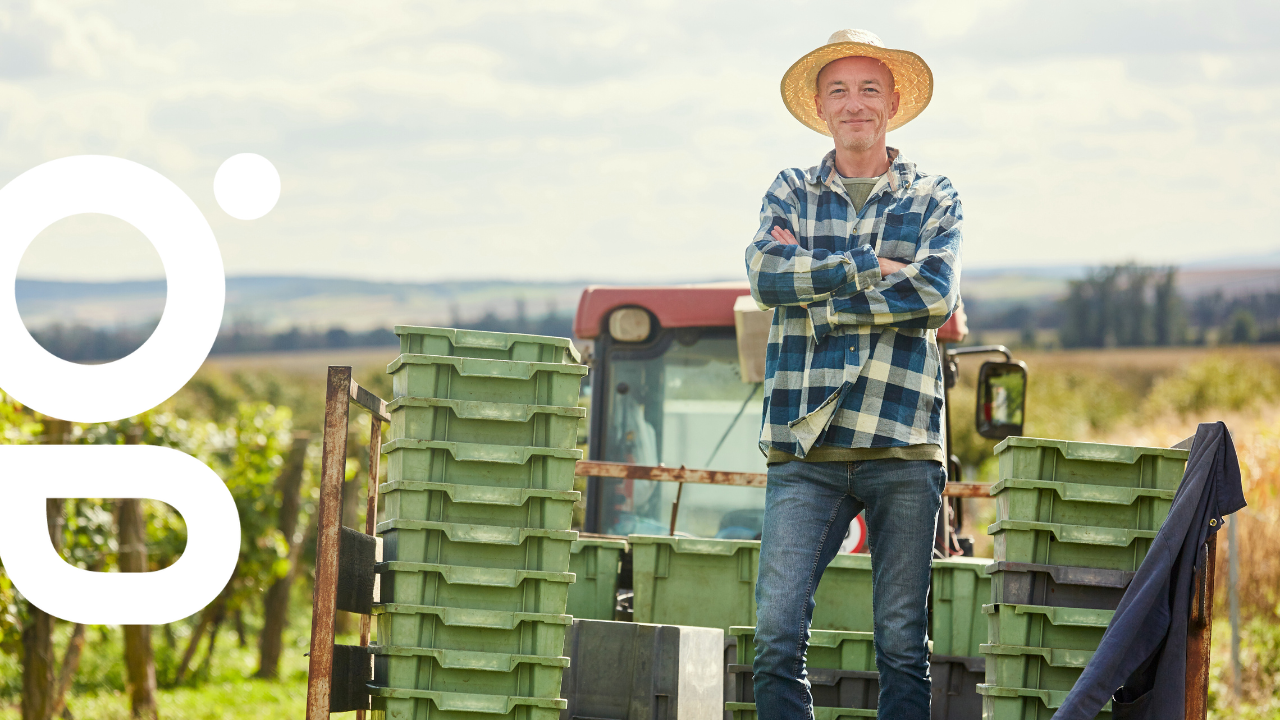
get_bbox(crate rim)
[993,435,1189,461]
[387,395,587,419]
[388,352,589,377]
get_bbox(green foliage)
[1144,355,1280,417]
[0,591,322,717]
[1208,615,1280,719]
[206,403,294,612]
[0,392,38,656]
[1230,309,1261,345]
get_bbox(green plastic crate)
[369,686,564,720]
[384,439,580,492]
[931,557,992,658]
[730,627,877,672]
[995,437,1187,492]
[993,477,1174,531]
[373,603,570,657]
[977,684,1113,720]
[395,326,581,365]
[389,355,587,408]
[380,481,579,532]
[629,536,876,632]
[389,398,584,450]
[989,519,1156,571]
[981,643,1093,692]
[566,537,627,620]
[984,603,1112,651]
[379,519,575,573]
[725,702,876,719]
[630,536,759,630]
[372,645,567,699]
[377,561,572,615]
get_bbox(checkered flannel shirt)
[745,147,962,458]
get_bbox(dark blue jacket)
[1055,421,1245,719]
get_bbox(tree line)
[968,263,1280,348]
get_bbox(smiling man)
[744,29,963,720]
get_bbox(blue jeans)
[752,458,945,720]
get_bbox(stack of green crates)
[628,535,876,632]
[980,437,1188,720]
[725,626,878,719]
[370,327,588,720]
[566,536,628,620]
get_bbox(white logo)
[0,154,278,624]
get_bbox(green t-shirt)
[840,176,881,213]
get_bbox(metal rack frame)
[305,366,388,720]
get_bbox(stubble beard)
[835,114,886,154]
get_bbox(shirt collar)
[809,147,915,194]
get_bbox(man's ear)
[813,93,825,121]
[888,90,901,119]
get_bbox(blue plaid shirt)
[745,148,962,458]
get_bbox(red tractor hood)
[574,282,752,339]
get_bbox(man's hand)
[770,227,799,245]
[771,226,909,279]
[878,257,908,276]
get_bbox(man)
[744,29,962,720]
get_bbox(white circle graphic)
[0,155,225,423]
[214,153,280,220]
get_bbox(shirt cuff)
[847,245,882,290]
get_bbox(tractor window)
[596,327,767,538]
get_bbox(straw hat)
[781,29,933,136]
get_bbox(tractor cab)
[574,283,767,538]
[573,282,1024,553]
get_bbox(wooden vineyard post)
[306,367,351,720]
[1185,532,1216,720]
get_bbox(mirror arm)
[945,344,1012,362]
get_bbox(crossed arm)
[745,180,962,332]
[770,226,907,276]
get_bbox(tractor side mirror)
[975,360,1027,440]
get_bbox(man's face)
[813,56,900,153]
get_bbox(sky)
[3,0,1279,282]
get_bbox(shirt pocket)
[878,209,924,261]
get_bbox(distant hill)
[16,266,1280,336]
[15,276,592,332]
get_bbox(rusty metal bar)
[306,366,352,720]
[349,380,390,424]
[1185,532,1216,720]
[575,460,991,497]
[940,483,993,498]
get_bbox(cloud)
[3,0,1279,283]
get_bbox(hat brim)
[781,42,933,136]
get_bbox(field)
[2,344,1279,718]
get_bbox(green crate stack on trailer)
[566,536,628,620]
[980,437,1188,720]
[725,626,879,719]
[930,557,991,720]
[628,536,877,632]
[628,537,880,717]
[369,327,588,720]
